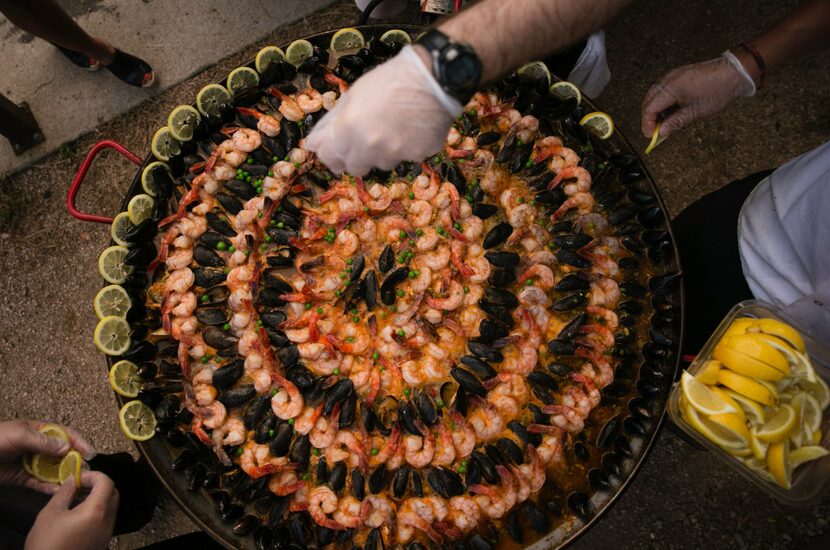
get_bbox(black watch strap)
[416,29,482,104]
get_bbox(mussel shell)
[450,367,486,398]
[555,272,590,292]
[497,438,524,464]
[478,319,509,343]
[392,465,411,498]
[269,422,293,456]
[195,307,229,326]
[124,244,156,266]
[380,267,408,306]
[557,312,587,341]
[484,251,520,268]
[488,267,517,288]
[218,384,256,409]
[399,401,421,436]
[552,292,587,311]
[339,391,357,428]
[478,301,515,328]
[468,340,503,363]
[193,268,226,288]
[328,461,347,492]
[378,245,394,274]
[414,392,438,426]
[459,355,497,379]
[289,434,311,469]
[324,379,354,416]
[352,469,366,501]
[193,245,224,268]
[124,218,157,244]
[245,396,272,431]
[212,360,244,390]
[482,222,512,249]
[527,371,559,391]
[471,203,498,219]
[483,287,519,309]
[556,248,591,269]
[522,500,551,533]
[277,345,299,369]
[368,466,388,494]
[471,450,498,484]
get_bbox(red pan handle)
[67,140,143,224]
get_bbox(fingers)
[656,105,697,139]
[59,425,97,461]
[43,479,77,511]
[22,475,63,495]
[17,425,70,457]
[640,82,679,138]
[78,470,117,510]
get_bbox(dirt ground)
[0,0,828,548]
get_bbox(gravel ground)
[0,0,828,548]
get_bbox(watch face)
[446,56,479,89]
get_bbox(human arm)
[307,0,631,175]
[0,420,96,494]
[641,0,830,138]
[25,471,119,550]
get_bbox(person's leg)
[672,170,773,356]
[0,0,114,64]
[88,453,161,535]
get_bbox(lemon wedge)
[119,400,157,441]
[644,122,665,154]
[722,389,767,425]
[767,441,791,488]
[710,386,746,422]
[718,369,778,406]
[681,400,749,450]
[790,446,829,471]
[752,318,806,353]
[579,111,615,140]
[681,371,738,415]
[755,404,797,443]
[695,360,722,385]
[58,450,84,489]
[749,426,769,460]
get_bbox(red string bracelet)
[739,42,766,89]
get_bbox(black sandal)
[104,48,156,88]
[53,43,101,71]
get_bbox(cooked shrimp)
[365,495,395,528]
[412,171,439,201]
[431,423,456,467]
[542,404,584,433]
[294,404,323,435]
[308,486,345,530]
[588,274,621,308]
[551,192,595,220]
[534,430,565,464]
[212,417,245,447]
[322,90,338,110]
[368,426,400,468]
[518,264,556,289]
[425,280,465,311]
[586,305,619,330]
[239,441,277,479]
[269,470,303,496]
[357,178,393,211]
[513,115,539,143]
[236,107,281,137]
[415,226,440,251]
[461,216,484,241]
[550,166,592,195]
[468,400,504,440]
[166,268,195,294]
[332,229,359,257]
[268,87,304,122]
[334,496,370,528]
[230,128,262,152]
[407,200,434,227]
[328,323,370,354]
[448,496,480,532]
[405,423,435,468]
[447,411,476,457]
[270,375,304,419]
[296,88,323,113]
[418,245,450,270]
[309,412,339,449]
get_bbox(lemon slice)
[150,126,181,162]
[789,446,829,471]
[98,245,133,284]
[791,352,818,384]
[93,284,131,319]
[743,456,778,483]
[109,359,142,398]
[767,441,791,488]
[681,400,749,449]
[167,105,201,142]
[723,389,767,425]
[718,369,778,406]
[723,317,756,340]
[330,28,365,52]
[127,194,154,225]
[141,161,169,197]
[58,450,84,489]
[517,61,551,87]
[285,39,314,67]
[38,424,70,442]
[752,318,806,353]
[713,342,788,381]
[755,404,797,443]
[644,122,665,154]
[579,111,615,140]
[227,66,259,95]
[110,211,134,246]
[710,386,746,422]
[255,46,286,73]
[31,453,63,483]
[549,81,582,106]
[695,360,722,385]
[196,83,231,117]
[717,333,790,375]
[681,371,737,416]
[119,400,157,441]
[797,376,830,409]
[749,426,769,460]
[22,452,34,476]
[791,392,822,436]
[93,316,131,356]
[708,412,751,441]
[380,29,412,45]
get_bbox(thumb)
[658,105,698,139]
[640,83,679,138]
[43,480,76,511]
[20,429,70,457]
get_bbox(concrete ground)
[0,0,829,548]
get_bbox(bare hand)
[640,52,756,140]
[25,470,118,550]
[0,420,96,494]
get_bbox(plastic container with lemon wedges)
[668,300,830,505]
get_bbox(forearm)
[437,0,631,82]
[741,0,830,79]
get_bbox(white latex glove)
[641,51,756,139]
[306,45,463,176]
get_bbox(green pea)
[333,368,340,375]
[216,241,227,251]
[352,315,360,323]
[228,245,236,253]
[304,303,312,310]
[237,447,244,456]
[370,447,379,456]
[257,319,263,326]
[408,191,415,199]
[399,230,406,238]
[312,448,321,456]
[397,329,405,337]
[403,388,411,397]
[277,222,284,229]
[347,258,353,265]
[223,323,231,331]
[200,295,209,303]
[416,228,423,237]
[453,222,461,230]
[268,171,274,177]
[288,418,295,426]
[463,286,470,294]
[268,429,275,437]
[372,351,379,360]
[396,289,405,298]
[525,278,533,286]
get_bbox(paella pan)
[72,24,683,550]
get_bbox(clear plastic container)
[667,300,830,505]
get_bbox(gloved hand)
[641,51,756,139]
[26,471,119,550]
[306,45,462,176]
[0,420,97,494]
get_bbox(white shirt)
[738,140,830,342]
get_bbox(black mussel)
[124,243,156,266]
[497,438,524,464]
[573,441,590,462]
[468,340,503,363]
[352,469,366,501]
[557,312,587,341]
[339,391,357,428]
[368,466,388,494]
[289,435,311,469]
[603,381,630,398]
[471,203,498,219]
[364,527,384,550]
[302,378,326,405]
[269,422,292,456]
[536,188,567,208]
[478,301,515,328]
[200,284,230,306]
[368,35,393,57]
[212,360,244,390]
[614,435,634,458]
[649,271,682,294]
[171,449,197,471]
[155,395,180,425]
[496,131,516,163]
[547,339,574,355]
[137,388,163,408]
[484,251,520,268]
[597,414,620,449]
[427,467,464,498]
[552,293,586,311]
[414,392,438,426]
[479,319,509,343]
[532,385,555,404]
[338,53,366,73]
[193,267,226,288]
[262,270,293,294]
[444,163,467,195]
[620,280,647,298]
[194,307,228,326]
[277,345,299,369]
[349,254,365,284]
[476,131,501,146]
[555,273,590,292]
[510,142,534,173]
[251,410,275,442]
[522,500,551,533]
[211,489,232,515]
[122,340,155,363]
[554,232,593,249]
[362,270,379,311]
[297,55,321,74]
[198,231,231,251]
[608,203,638,226]
[527,371,559,392]
[259,310,287,330]
[556,248,591,269]
[471,451,498,484]
[203,326,238,352]
[378,245,394,274]
[508,420,541,447]
[266,249,294,269]
[459,355,497,379]
[328,461,346,492]
[488,267,517,288]
[215,191,243,215]
[618,300,644,316]
[529,403,548,425]
[483,287,519,309]
[137,361,158,380]
[287,512,311,547]
[392,465,410,498]
[233,514,261,536]
[225,178,258,201]
[272,210,302,230]
[123,218,156,244]
[619,256,640,270]
[450,367,486,397]
[324,379,354,415]
[399,401,421,436]
[253,526,273,550]
[218,384,256,409]
[380,267,408,306]
[193,245,223,268]
[265,328,289,348]
[280,118,301,151]
[205,211,235,237]
[638,376,664,396]
[469,535,494,550]
[506,508,523,543]
[603,452,622,477]
[165,428,187,447]
[465,458,481,488]
[624,416,647,437]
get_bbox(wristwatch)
[416,29,483,104]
